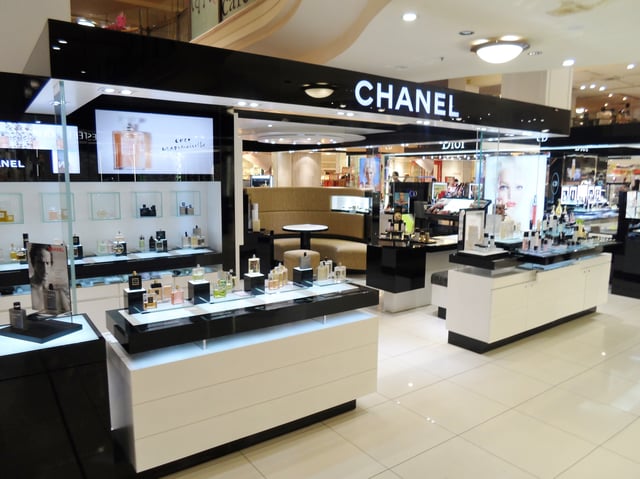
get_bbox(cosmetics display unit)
[0,314,116,478]
[105,276,379,474]
[447,244,611,353]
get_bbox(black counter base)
[448,307,597,353]
[116,400,357,479]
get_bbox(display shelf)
[174,190,201,216]
[41,192,75,222]
[134,191,162,218]
[515,242,604,266]
[0,193,23,224]
[106,281,379,353]
[449,250,519,270]
[89,192,121,220]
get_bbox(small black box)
[188,280,210,304]
[293,267,313,287]
[124,288,145,314]
[243,273,265,295]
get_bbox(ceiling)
[68,0,640,118]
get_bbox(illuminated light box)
[95,109,214,175]
[0,121,80,174]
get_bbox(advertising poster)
[0,121,80,173]
[485,155,547,231]
[28,243,71,314]
[358,156,380,190]
[95,109,214,175]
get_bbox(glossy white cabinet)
[448,253,611,349]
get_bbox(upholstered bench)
[430,270,449,319]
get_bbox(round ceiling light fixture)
[302,82,335,99]
[471,37,530,64]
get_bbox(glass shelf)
[90,192,121,220]
[174,190,200,216]
[41,192,75,222]
[133,191,162,218]
[0,193,24,224]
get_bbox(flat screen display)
[0,121,80,174]
[95,109,214,175]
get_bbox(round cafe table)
[282,224,328,250]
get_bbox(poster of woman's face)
[485,155,547,231]
[359,156,380,190]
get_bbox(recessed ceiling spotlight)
[562,58,575,67]
[459,30,474,36]
[100,87,116,94]
[599,86,606,91]
[120,89,133,95]
[608,93,613,97]
[589,84,596,89]
[346,112,355,117]
[528,50,543,56]
[267,124,273,128]
[580,85,586,90]
[627,63,636,70]
[623,96,628,101]
[237,101,247,106]
[402,12,417,22]
[249,102,259,107]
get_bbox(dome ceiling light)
[302,82,335,99]
[471,37,530,64]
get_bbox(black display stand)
[0,318,82,343]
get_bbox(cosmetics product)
[180,202,187,215]
[300,251,311,269]
[317,261,329,281]
[192,264,205,280]
[97,240,108,256]
[138,235,146,251]
[522,231,530,250]
[171,286,184,304]
[148,235,156,251]
[22,233,29,249]
[15,247,26,263]
[112,118,151,170]
[9,243,17,262]
[144,291,157,310]
[182,232,191,248]
[149,281,163,300]
[128,271,142,290]
[46,284,58,312]
[213,279,227,298]
[334,264,347,282]
[248,254,260,274]
[162,284,172,301]
[9,301,27,329]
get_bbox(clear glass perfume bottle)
[113,118,151,170]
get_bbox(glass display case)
[134,191,163,218]
[0,193,23,224]
[175,190,201,216]
[41,192,75,222]
[90,192,121,220]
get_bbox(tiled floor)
[165,291,640,479]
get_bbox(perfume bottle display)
[248,254,260,274]
[128,270,142,290]
[171,286,184,305]
[192,264,205,280]
[46,283,59,312]
[9,301,27,329]
[113,118,151,170]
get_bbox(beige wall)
[0,1,70,73]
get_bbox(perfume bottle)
[144,291,157,310]
[182,232,191,248]
[9,301,27,329]
[192,264,205,280]
[248,254,260,274]
[128,270,142,290]
[46,284,58,312]
[138,235,146,251]
[300,251,311,269]
[171,286,184,304]
[112,118,151,170]
[9,243,17,262]
[149,235,156,251]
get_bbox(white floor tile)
[325,401,454,468]
[394,343,490,378]
[492,348,585,384]
[556,447,640,478]
[602,416,640,463]
[162,452,263,479]
[516,387,637,444]
[449,362,552,407]
[397,379,508,434]
[392,437,536,479]
[376,356,442,398]
[243,423,385,479]
[462,410,596,478]
[560,368,640,414]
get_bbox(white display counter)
[447,252,611,352]
[105,306,378,473]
